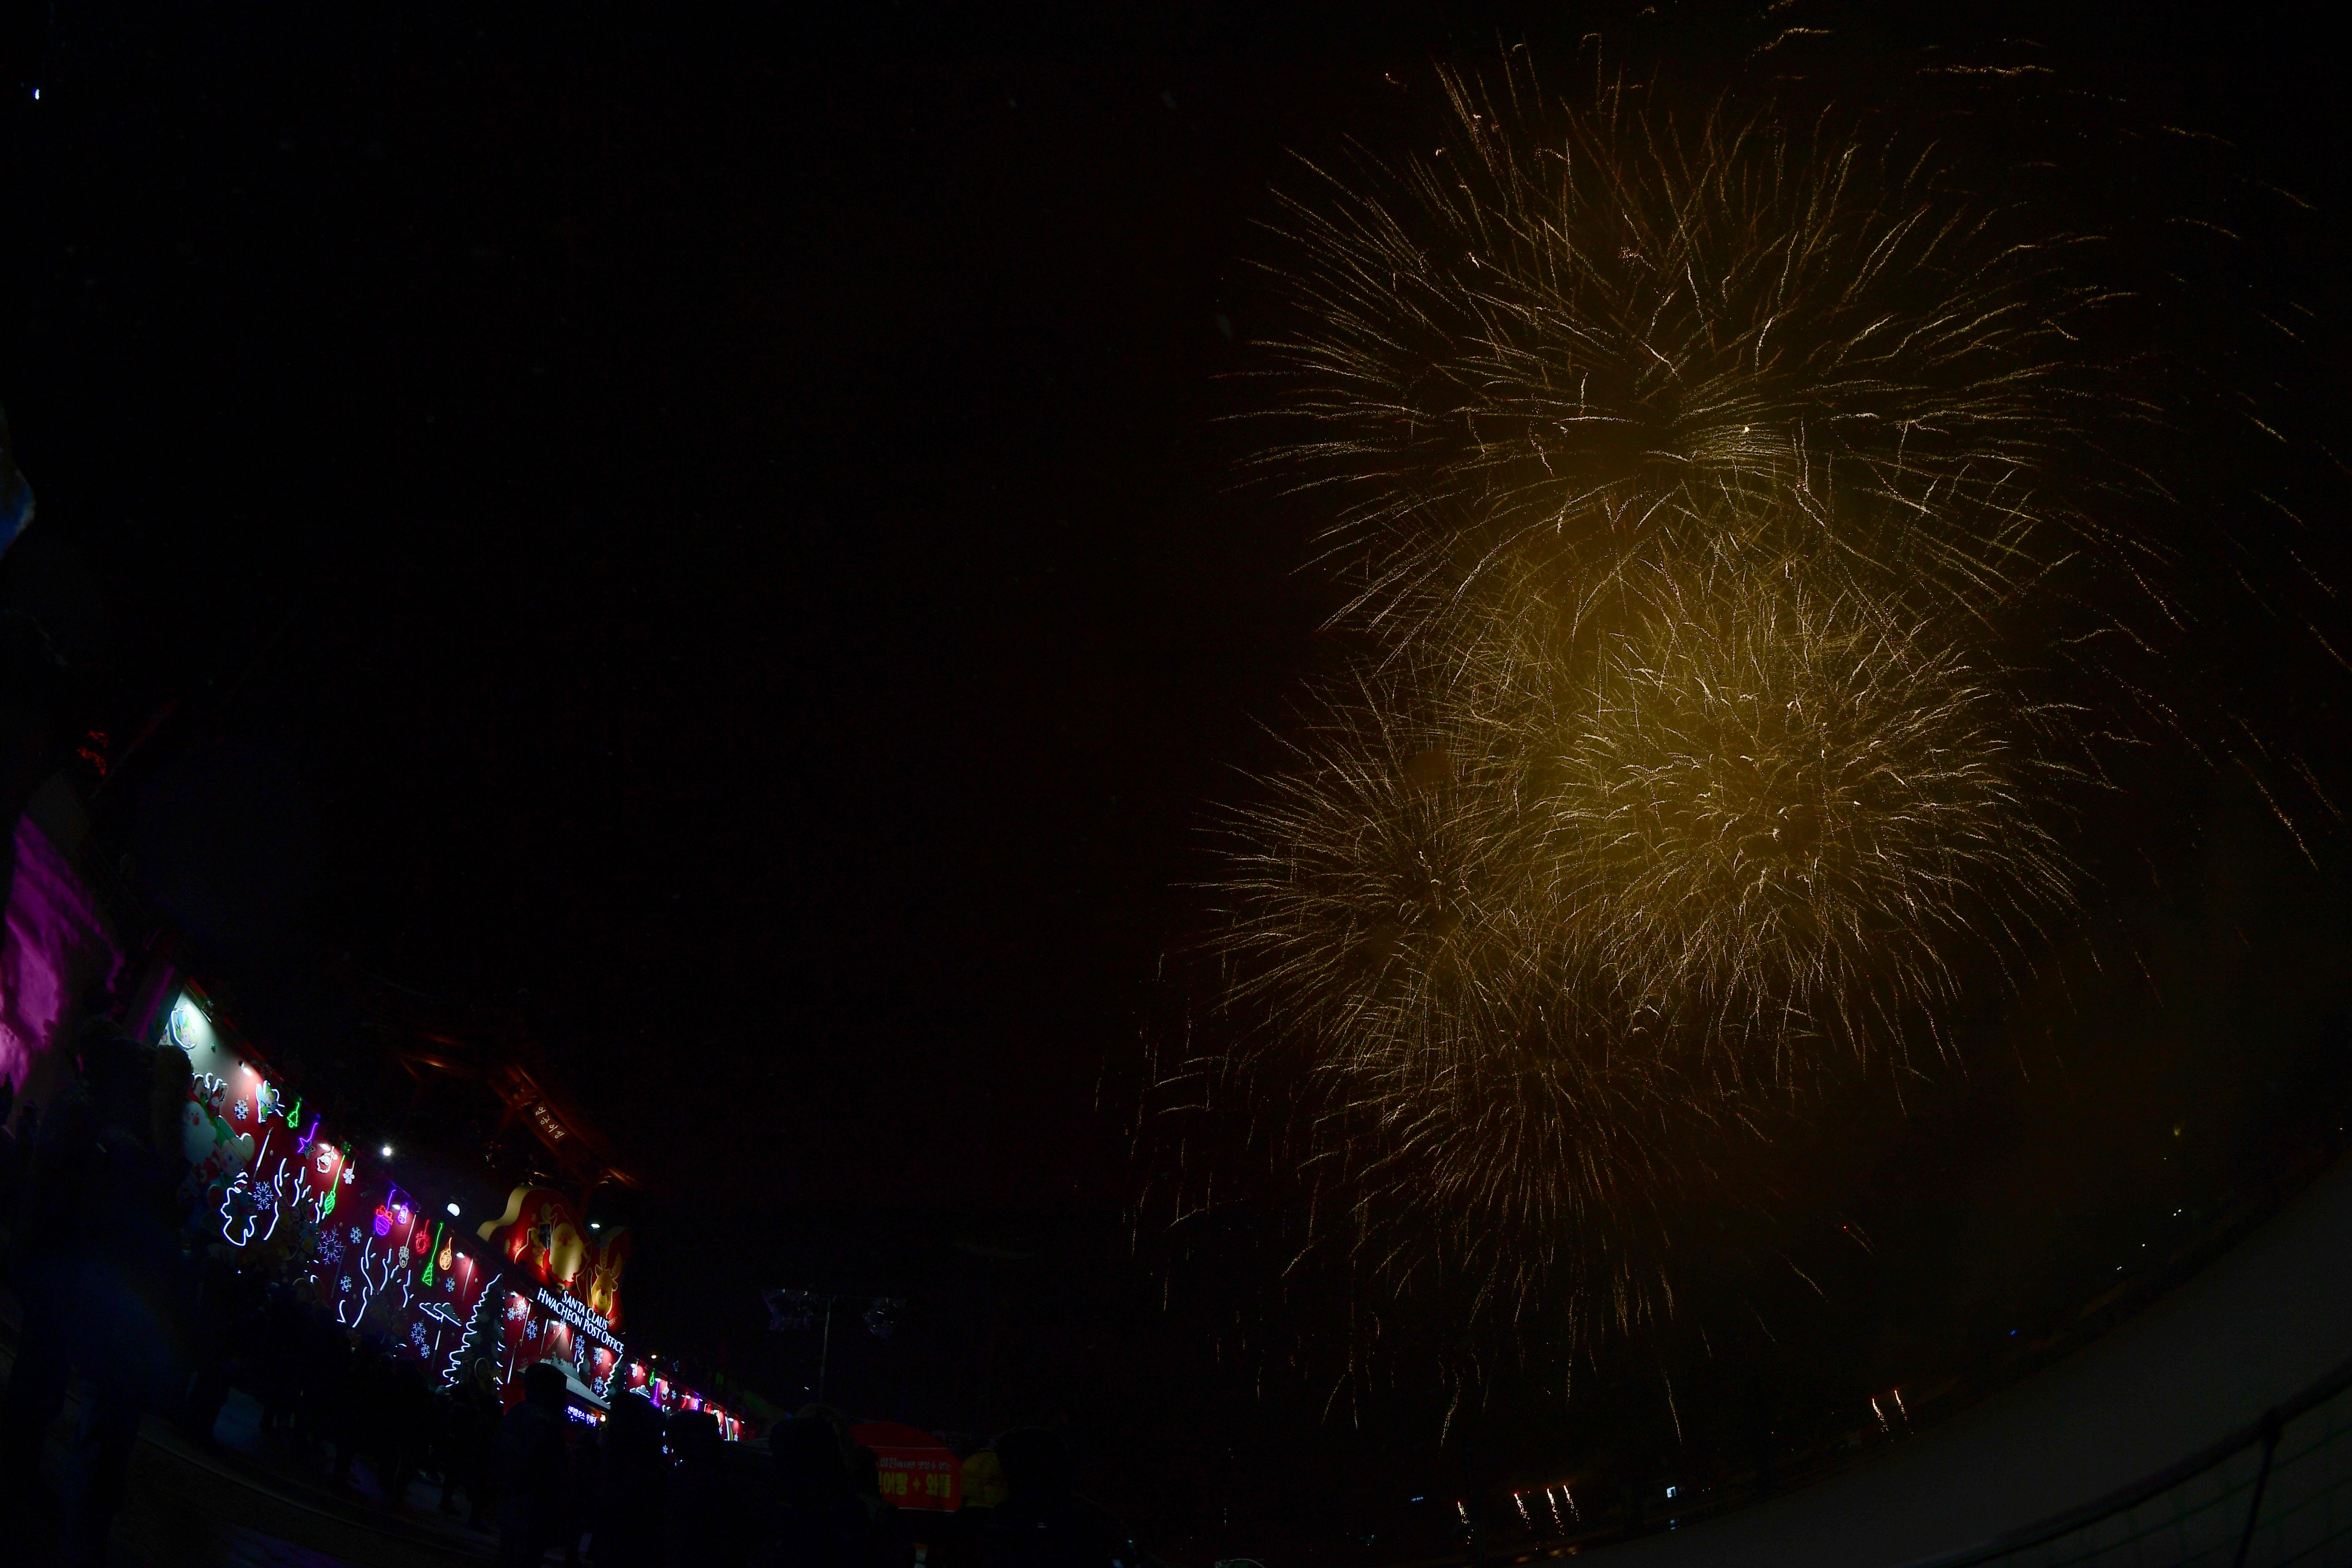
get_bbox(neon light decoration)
[532,1285,623,1356]
[337,1235,404,1326]
[441,1268,503,1388]
[152,991,716,1419]
[218,1169,279,1248]
[373,1184,415,1241]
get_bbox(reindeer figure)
[584,1229,632,1327]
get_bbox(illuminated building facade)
[149,980,739,1433]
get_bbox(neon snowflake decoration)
[218,1170,282,1248]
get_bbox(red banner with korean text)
[852,1423,961,1512]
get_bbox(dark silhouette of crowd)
[477,1365,1150,1568]
[0,1016,519,1561]
[2,1016,190,1567]
[1,1018,1146,1568]
[503,1396,1145,1568]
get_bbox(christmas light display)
[444,1276,504,1388]
[152,989,719,1420]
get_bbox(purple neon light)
[2,816,123,1092]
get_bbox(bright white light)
[168,994,216,1055]
[589,1222,601,1231]
[380,1144,393,1158]
[447,1203,461,1217]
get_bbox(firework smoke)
[1198,534,2074,1328]
[1136,37,2346,1386]
[1542,547,2075,1078]
[1205,638,1694,1328]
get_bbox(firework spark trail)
[1535,547,2078,1078]
[1203,533,2076,1328]
[1145,41,2344,1375]
[1206,638,1699,1327]
[1252,65,2113,644]
[1191,52,2107,1331]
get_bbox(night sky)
[4,0,2351,1551]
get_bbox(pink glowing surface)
[1,815,122,1091]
